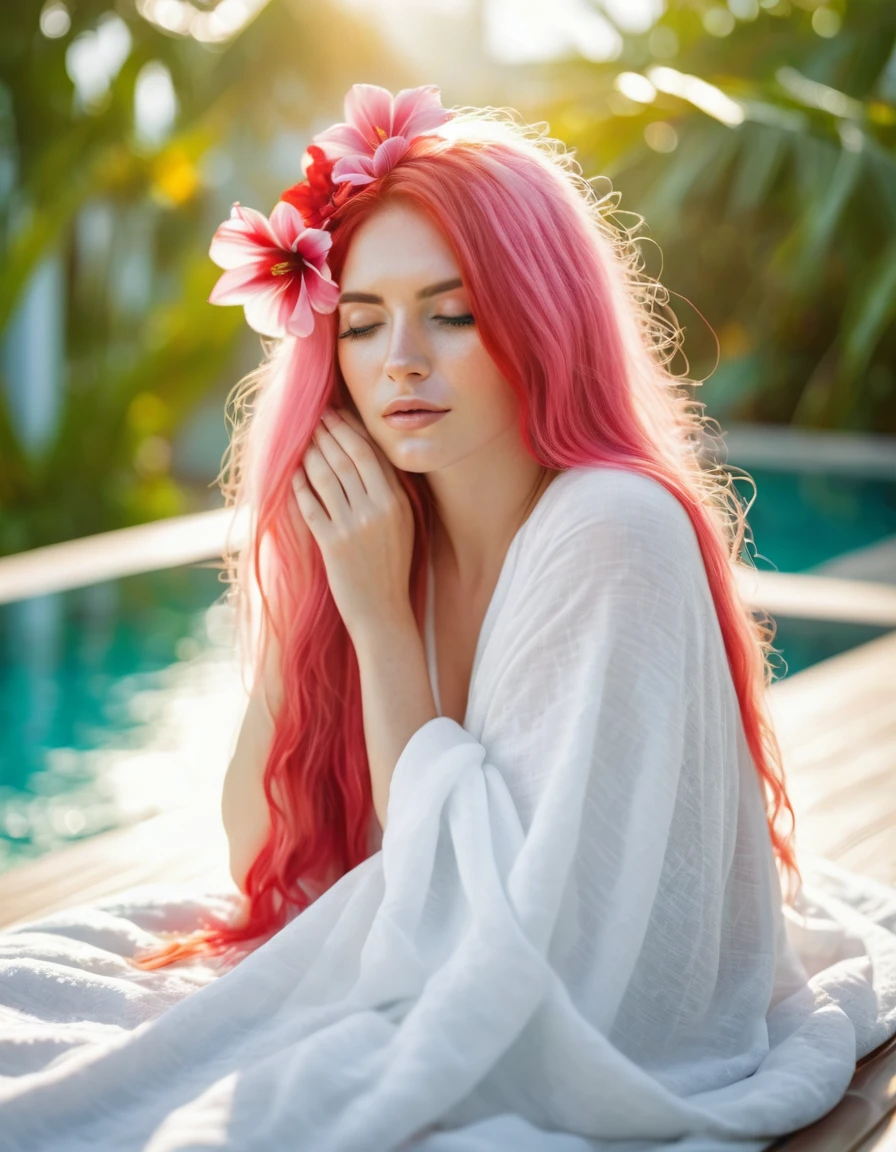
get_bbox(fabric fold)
[2,466,896,1152]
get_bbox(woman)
[2,82,896,1152]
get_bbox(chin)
[390,457,438,476]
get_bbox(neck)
[425,436,560,593]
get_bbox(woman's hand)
[292,405,416,639]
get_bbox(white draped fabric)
[2,465,896,1152]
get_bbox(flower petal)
[344,83,396,149]
[310,123,370,159]
[303,264,341,314]
[285,276,315,338]
[268,201,307,252]
[209,203,281,269]
[208,261,273,306]
[391,84,451,139]
[243,277,292,338]
[372,136,410,177]
[331,154,377,185]
[295,226,333,270]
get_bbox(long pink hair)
[132,111,800,970]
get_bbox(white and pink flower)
[312,83,452,187]
[208,201,340,339]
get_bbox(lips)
[383,408,448,429]
[382,396,450,416]
[382,410,444,419]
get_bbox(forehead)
[339,203,461,291]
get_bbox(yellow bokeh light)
[152,148,201,206]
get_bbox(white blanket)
[2,465,896,1152]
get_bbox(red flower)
[281,145,354,231]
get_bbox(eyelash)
[337,315,475,341]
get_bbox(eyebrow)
[337,277,464,305]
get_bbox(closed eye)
[338,315,475,341]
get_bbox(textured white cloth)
[2,465,896,1152]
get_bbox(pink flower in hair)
[208,201,340,339]
[312,83,452,187]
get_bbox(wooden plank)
[769,630,896,887]
[734,569,896,627]
[714,424,896,478]
[0,506,249,605]
[770,630,896,1149]
[0,806,234,931]
[766,1035,896,1151]
[856,1110,896,1151]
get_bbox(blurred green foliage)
[2,0,894,561]
[538,0,896,433]
[0,0,404,555]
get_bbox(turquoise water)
[730,466,896,677]
[0,566,231,872]
[729,468,896,573]
[1,465,894,872]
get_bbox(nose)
[383,315,430,383]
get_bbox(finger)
[300,440,354,526]
[311,422,369,514]
[331,405,409,508]
[326,407,404,502]
[291,465,331,536]
[334,405,365,432]
[330,406,384,458]
[328,406,375,451]
[318,409,395,506]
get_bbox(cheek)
[336,341,356,380]
[447,338,517,418]
[438,328,488,380]
[337,341,377,401]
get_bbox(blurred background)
[1,0,895,882]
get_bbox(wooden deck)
[0,805,235,930]
[768,629,896,888]
[765,629,896,1150]
[1,627,895,1149]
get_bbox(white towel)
[2,465,895,1152]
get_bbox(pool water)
[729,468,896,573]
[728,466,896,678]
[0,566,239,872]
[1,465,894,873]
